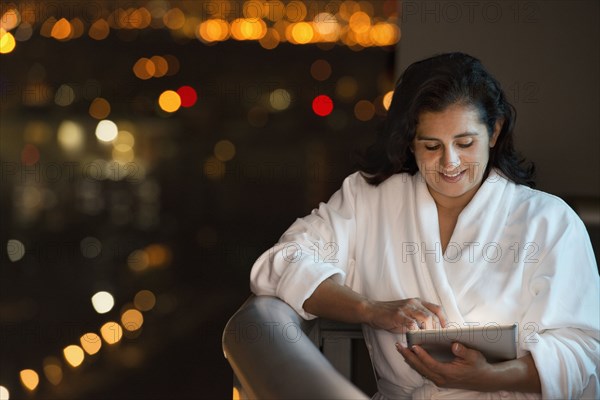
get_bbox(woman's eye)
[457,142,473,148]
[425,144,440,151]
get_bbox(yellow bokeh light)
[100,322,124,345]
[290,22,314,44]
[339,1,361,21]
[158,90,181,113]
[383,90,394,110]
[43,357,63,386]
[134,290,156,311]
[19,369,39,391]
[0,30,16,54]
[89,97,111,119]
[199,19,229,42]
[269,88,291,111]
[114,130,135,149]
[95,119,118,142]
[233,387,240,400]
[349,11,371,34]
[128,249,149,272]
[80,332,102,355]
[91,291,115,314]
[51,18,72,40]
[89,19,110,40]
[57,120,84,153]
[63,345,85,367]
[214,140,236,162]
[370,22,399,46]
[121,309,144,331]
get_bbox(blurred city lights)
[57,120,85,153]
[310,59,332,81]
[42,357,63,386]
[63,345,85,367]
[0,30,16,53]
[80,333,102,355]
[19,369,39,391]
[312,95,334,117]
[91,291,115,314]
[158,90,181,113]
[269,89,291,111]
[354,99,375,121]
[7,239,25,262]
[383,90,394,110]
[100,322,124,345]
[95,120,119,142]
[214,140,236,162]
[50,18,72,40]
[121,309,144,331]
[177,86,198,107]
[89,98,111,119]
[134,290,156,311]
[0,385,9,400]
[89,19,110,40]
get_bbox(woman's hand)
[364,298,448,333]
[396,342,494,391]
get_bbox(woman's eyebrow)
[415,132,479,141]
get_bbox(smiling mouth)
[441,170,463,178]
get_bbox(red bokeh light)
[312,95,334,117]
[177,85,198,108]
[21,144,40,165]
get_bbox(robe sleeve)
[250,172,360,319]
[520,207,600,399]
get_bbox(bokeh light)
[214,140,236,162]
[54,84,75,106]
[336,76,359,101]
[50,18,72,40]
[177,86,197,107]
[150,55,168,77]
[0,30,16,54]
[89,98,111,119]
[158,90,181,113]
[290,22,313,44]
[354,99,375,121]
[42,357,63,386]
[91,291,115,314]
[63,345,85,367]
[0,385,9,399]
[80,333,102,355]
[95,120,119,142]
[203,156,226,180]
[21,144,40,165]
[121,309,144,331]
[269,89,291,111]
[7,239,25,262]
[312,95,334,117]
[89,19,110,40]
[19,369,39,391]
[133,57,155,80]
[134,290,156,311]
[383,90,394,110]
[57,120,85,153]
[310,59,332,81]
[128,249,150,272]
[100,322,124,345]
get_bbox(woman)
[250,52,599,399]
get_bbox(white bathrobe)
[250,169,600,399]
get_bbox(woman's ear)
[490,118,504,147]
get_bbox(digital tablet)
[405,323,517,363]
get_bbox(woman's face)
[412,103,501,208]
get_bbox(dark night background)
[0,1,396,398]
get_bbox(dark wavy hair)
[358,52,535,187]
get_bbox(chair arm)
[222,295,369,399]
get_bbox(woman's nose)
[441,147,461,170]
